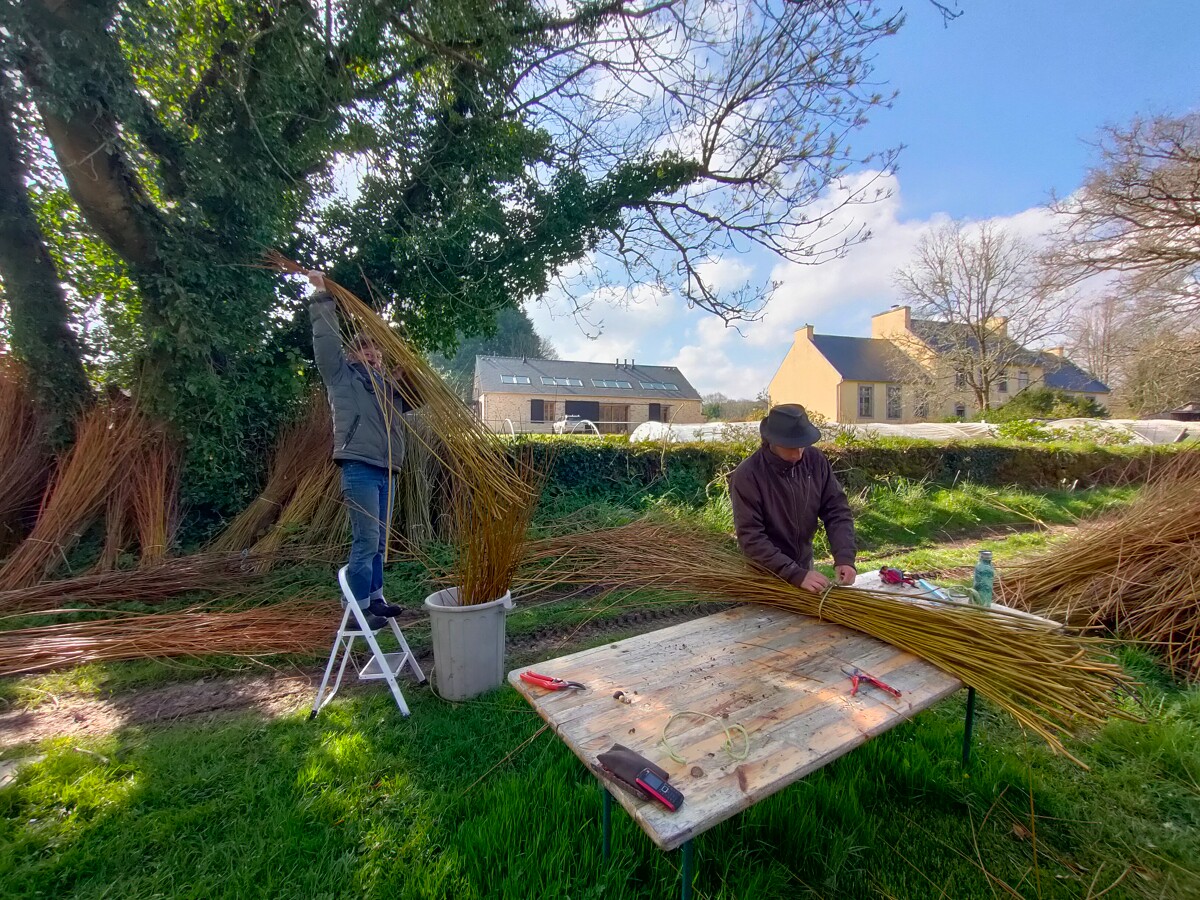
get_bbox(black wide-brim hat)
[760,404,821,448]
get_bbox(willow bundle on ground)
[520,521,1136,763]
[0,597,338,676]
[0,550,305,615]
[132,432,181,565]
[267,252,543,604]
[209,392,330,552]
[0,357,50,547]
[1001,451,1200,680]
[0,404,145,590]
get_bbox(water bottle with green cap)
[972,550,995,607]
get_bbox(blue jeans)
[340,461,392,608]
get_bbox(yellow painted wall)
[767,326,844,421]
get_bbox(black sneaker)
[368,598,403,618]
[365,614,388,631]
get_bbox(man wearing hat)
[729,404,856,592]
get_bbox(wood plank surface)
[509,603,963,851]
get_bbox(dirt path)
[0,602,714,750]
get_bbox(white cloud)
[529,172,1072,401]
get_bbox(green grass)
[1,658,1197,899]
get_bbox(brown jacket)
[728,446,856,587]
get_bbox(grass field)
[2,480,1198,898]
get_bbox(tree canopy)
[0,0,906,515]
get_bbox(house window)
[648,403,662,422]
[954,403,966,419]
[662,405,672,422]
[998,372,1008,393]
[639,381,679,391]
[592,379,632,388]
[915,397,928,419]
[858,385,874,418]
[1017,371,1029,391]
[886,385,902,420]
[540,376,583,387]
[530,399,551,422]
[954,370,967,389]
[501,374,531,385]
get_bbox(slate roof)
[809,335,912,383]
[910,319,1110,393]
[474,356,701,401]
[1034,354,1111,394]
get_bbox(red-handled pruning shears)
[520,671,586,691]
[843,667,902,699]
[879,566,918,587]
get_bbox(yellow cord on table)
[661,711,750,764]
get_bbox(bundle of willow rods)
[0,357,50,545]
[267,252,542,604]
[0,404,144,590]
[0,596,338,676]
[519,520,1136,764]
[0,547,334,616]
[1001,450,1200,680]
[132,430,181,566]
[209,392,330,552]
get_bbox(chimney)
[794,324,815,342]
[1047,346,1065,357]
[871,305,910,339]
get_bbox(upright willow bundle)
[0,403,144,590]
[519,520,1136,764]
[396,412,442,548]
[266,252,542,604]
[209,391,330,552]
[248,460,342,570]
[132,431,181,566]
[0,356,50,545]
[1002,450,1200,680]
[0,596,338,676]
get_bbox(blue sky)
[530,0,1200,399]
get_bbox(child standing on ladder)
[306,270,419,628]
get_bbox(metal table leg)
[681,839,694,900]
[962,686,977,769]
[602,787,612,859]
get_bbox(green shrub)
[978,387,1110,422]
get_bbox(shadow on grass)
[3,659,1199,899]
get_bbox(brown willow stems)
[0,357,50,545]
[520,520,1137,765]
[1002,450,1200,681]
[0,597,338,676]
[0,404,145,590]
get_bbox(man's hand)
[797,570,830,592]
[306,270,327,292]
[835,565,857,586]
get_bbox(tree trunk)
[0,83,92,441]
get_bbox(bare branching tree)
[893,221,1074,412]
[1047,112,1200,316]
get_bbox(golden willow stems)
[266,251,542,604]
[520,520,1138,765]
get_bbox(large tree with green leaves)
[0,0,904,516]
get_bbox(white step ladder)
[310,567,426,719]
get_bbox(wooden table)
[508,602,968,899]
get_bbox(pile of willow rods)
[0,357,50,549]
[0,548,328,616]
[0,404,146,590]
[0,596,338,676]
[520,520,1136,764]
[1001,450,1200,680]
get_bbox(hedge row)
[511,436,1189,504]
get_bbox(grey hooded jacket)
[309,293,413,471]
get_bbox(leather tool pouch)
[595,743,671,800]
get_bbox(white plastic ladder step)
[310,567,426,719]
